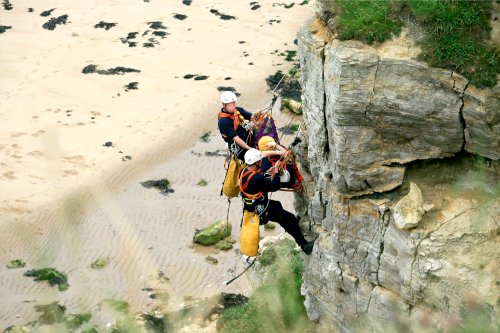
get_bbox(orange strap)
[218,110,244,131]
[239,169,263,200]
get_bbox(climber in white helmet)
[217,91,253,161]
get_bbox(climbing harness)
[239,168,264,201]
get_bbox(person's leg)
[263,200,306,247]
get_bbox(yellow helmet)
[258,136,276,151]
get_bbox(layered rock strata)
[296,18,499,332]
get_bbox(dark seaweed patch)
[273,2,295,8]
[102,141,113,147]
[199,132,211,143]
[82,64,97,74]
[209,9,236,20]
[250,2,261,10]
[152,30,168,38]
[299,0,309,4]
[217,86,240,97]
[42,15,68,30]
[141,179,174,195]
[205,150,226,157]
[126,32,138,39]
[2,0,13,10]
[173,13,187,20]
[184,74,209,80]
[82,65,141,75]
[94,21,117,30]
[120,32,139,47]
[238,40,246,44]
[265,70,301,101]
[279,50,296,61]
[143,42,155,48]
[40,8,55,16]
[224,77,232,80]
[28,8,34,12]
[268,19,281,25]
[182,0,192,5]
[125,82,139,91]
[0,25,12,34]
[148,21,167,30]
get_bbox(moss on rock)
[194,221,232,246]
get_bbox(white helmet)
[244,148,263,165]
[220,91,237,104]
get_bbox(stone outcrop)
[392,182,424,230]
[296,18,499,333]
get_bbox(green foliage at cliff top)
[326,0,499,88]
[334,0,402,44]
[217,239,313,333]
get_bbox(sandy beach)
[0,0,311,329]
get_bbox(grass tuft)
[334,0,402,44]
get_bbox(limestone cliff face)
[296,18,499,332]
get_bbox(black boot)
[301,240,314,255]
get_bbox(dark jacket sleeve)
[258,173,280,192]
[237,107,253,120]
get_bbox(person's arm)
[237,107,253,120]
[261,150,283,157]
[234,136,252,150]
[261,165,280,192]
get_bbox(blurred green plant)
[24,268,69,291]
[217,239,312,333]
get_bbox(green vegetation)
[34,301,66,325]
[105,299,130,313]
[196,179,208,186]
[90,256,110,269]
[406,0,499,87]
[334,0,402,44]
[6,259,26,269]
[264,222,276,230]
[23,268,69,291]
[206,255,218,264]
[65,313,91,329]
[217,239,313,333]
[324,0,499,87]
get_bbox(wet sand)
[0,0,310,328]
